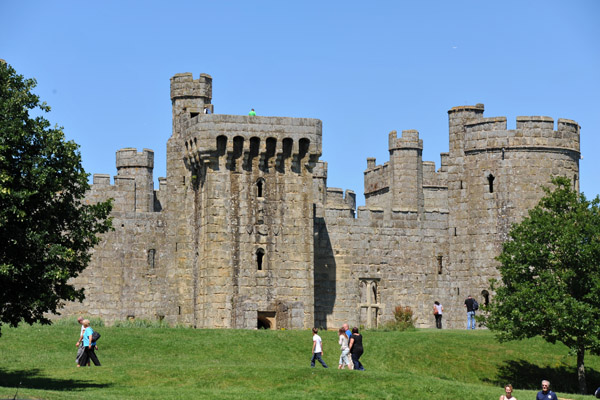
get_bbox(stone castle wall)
[60,73,580,330]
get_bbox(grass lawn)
[1,323,599,399]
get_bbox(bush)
[375,306,416,331]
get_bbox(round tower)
[388,129,424,214]
[448,107,580,328]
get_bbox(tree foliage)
[483,176,600,394]
[0,62,112,336]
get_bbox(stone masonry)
[60,73,581,329]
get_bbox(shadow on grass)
[0,368,111,392]
[483,359,600,394]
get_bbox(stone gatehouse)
[61,72,581,329]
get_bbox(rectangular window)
[148,249,156,268]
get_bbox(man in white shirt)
[310,328,328,368]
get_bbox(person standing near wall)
[433,301,443,329]
[464,295,477,330]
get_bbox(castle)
[62,72,581,329]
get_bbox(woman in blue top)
[77,319,101,367]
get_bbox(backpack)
[91,331,101,342]
[473,300,479,311]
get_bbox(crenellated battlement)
[180,114,322,172]
[463,115,580,154]
[364,159,390,197]
[325,188,356,212]
[116,148,154,170]
[170,73,212,101]
[170,73,213,134]
[88,148,158,214]
[448,104,485,114]
[463,116,507,133]
[389,129,423,151]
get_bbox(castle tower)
[389,130,424,214]
[115,148,155,213]
[164,73,322,329]
[170,73,212,134]
[445,104,580,328]
[162,73,213,328]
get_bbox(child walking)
[311,328,328,368]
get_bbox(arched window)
[256,178,265,198]
[481,290,490,306]
[487,174,495,193]
[371,282,377,304]
[256,248,265,271]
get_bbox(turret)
[447,104,485,158]
[116,148,155,212]
[170,73,213,135]
[389,130,424,213]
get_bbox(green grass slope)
[1,324,599,399]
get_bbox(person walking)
[536,380,557,400]
[464,295,477,330]
[433,301,443,329]
[310,328,328,368]
[75,316,88,367]
[343,323,351,340]
[500,383,517,400]
[348,327,365,371]
[77,319,101,367]
[337,327,352,369]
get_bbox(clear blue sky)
[2,1,599,205]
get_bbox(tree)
[0,62,112,337]
[483,177,600,395]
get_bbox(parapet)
[366,157,376,169]
[116,148,154,170]
[364,160,389,196]
[325,188,356,211]
[181,114,322,168]
[170,73,212,101]
[463,114,580,154]
[313,161,328,180]
[93,174,111,185]
[439,153,449,173]
[389,130,423,151]
[515,116,553,130]
[447,103,485,115]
